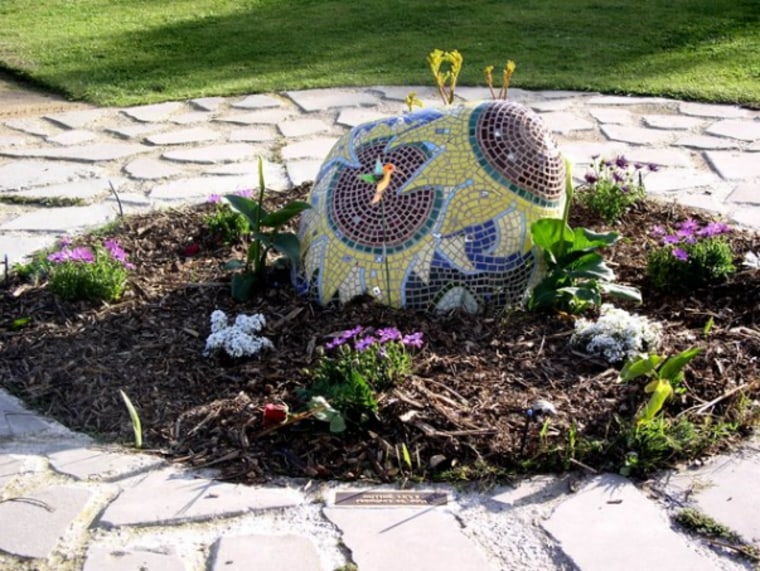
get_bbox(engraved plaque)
[334,490,448,507]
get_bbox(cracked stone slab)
[285,88,380,112]
[227,125,277,143]
[0,203,118,232]
[4,117,60,137]
[97,467,301,527]
[645,168,723,193]
[205,160,290,191]
[643,114,705,130]
[106,124,165,140]
[47,129,98,146]
[0,233,58,268]
[280,137,339,160]
[48,447,165,482]
[543,474,715,571]
[705,151,760,180]
[122,102,185,123]
[587,95,665,105]
[0,390,63,438]
[278,118,330,138]
[0,135,30,147]
[623,148,696,168]
[145,127,221,146]
[675,135,740,150]
[530,99,578,113]
[285,159,322,186]
[210,534,321,571]
[5,177,127,202]
[214,109,292,125]
[324,499,496,571]
[0,142,151,162]
[727,182,760,205]
[45,109,110,129]
[169,112,214,125]
[0,160,101,191]
[539,111,594,133]
[83,545,186,571]
[659,444,760,545]
[0,485,94,558]
[679,102,753,119]
[150,175,260,201]
[600,124,675,145]
[587,108,636,125]
[162,143,256,164]
[124,157,183,180]
[705,119,760,142]
[190,97,227,112]
[231,94,285,109]
[730,207,760,230]
[336,108,392,128]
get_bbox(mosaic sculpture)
[294,100,566,313]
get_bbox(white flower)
[743,251,759,269]
[204,310,273,359]
[571,304,662,364]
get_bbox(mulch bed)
[1,185,758,484]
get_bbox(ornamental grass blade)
[659,347,702,381]
[119,389,142,449]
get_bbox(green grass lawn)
[1,0,758,106]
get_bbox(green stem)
[558,156,574,260]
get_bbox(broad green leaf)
[570,228,620,253]
[659,347,702,382]
[530,218,572,261]
[225,194,268,229]
[231,271,257,301]
[600,282,643,303]
[639,379,673,422]
[566,254,615,281]
[329,414,347,433]
[271,232,302,266]
[259,201,311,228]
[11,316,31,330]
[621,354,663,382]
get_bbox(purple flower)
[647,163,660,172]
[651,225,666,237]
[662,235,681,245]
[47,250,70,264]
[698,222,732,237]
[612,171,624,183]
[672,248,689,261]
[207,194,222,204]
[614,155,628,169]
[377,327,402,343]
[402,332,424,349]
[235,189,254,198]
[58,235,72,247]
[325,337,346,350]
[340,325,364,340]
[355,336,377,352]
[584,172,599,185]
[621,185,630,193]
[634,163,644,170]
[69,247,95,263]
[104,240,135,269]
[676,219,699,234]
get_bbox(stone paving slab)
[228,125,278,143]
[659,443,760,546]
[6,177,127,201]
[600,124,676,145]
[47,129,98,146]
[675,134,741,150]
[4,117,60,137]
[542,474,717,571]
[0,142,152,162]
[679,102,754,119]
[83,545,187,571]
[324,493,496,571]
[0,485,94,558]
[122,102,186,123]
[706,119,760,142]
[0,391,59,438]
[728,182,760,205]
[162,142,258,164]
[145,126,221,146]
[643,114,706,130]
[44,109,112,129]
[150,175,259,201]
[705,151,760,180]
[281,137,340,160]
[231,94,285,110]
[336,108,393,128]
[48,447,165,482]
[97,467,302,527]
[214,109,293,125]
[278,118,331,138]
[285,88,380,112]
[210,534,322,571]
[285,159,322,186]
[124,157,183,180]
[0,159,102,191]
[0,232,59,266]
[539,111,595,133]
[587,107,637,125]
[0,454,25,489]
[0,203,117,232]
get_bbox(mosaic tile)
[295,101,565,313]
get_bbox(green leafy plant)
[119,389,143,448]
[223,156,311,300]
[484,59,516,100]
[527,160,642,313]
[307,396,347,433]
[576,155,651,223]
[620,347,702,423]
[299,326,423,426]
[647,219,735,291]
[428,48,463,105]
[204,193,250,244]
[46,238,135,302]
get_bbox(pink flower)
[263,403,288,427]
[672,248,689,262]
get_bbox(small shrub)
[647,219,735,290]
[571,304,662,364]
[300,326,423,424]
[576,155,653,223]
[46,238,134,302]
[205,193,250,244]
